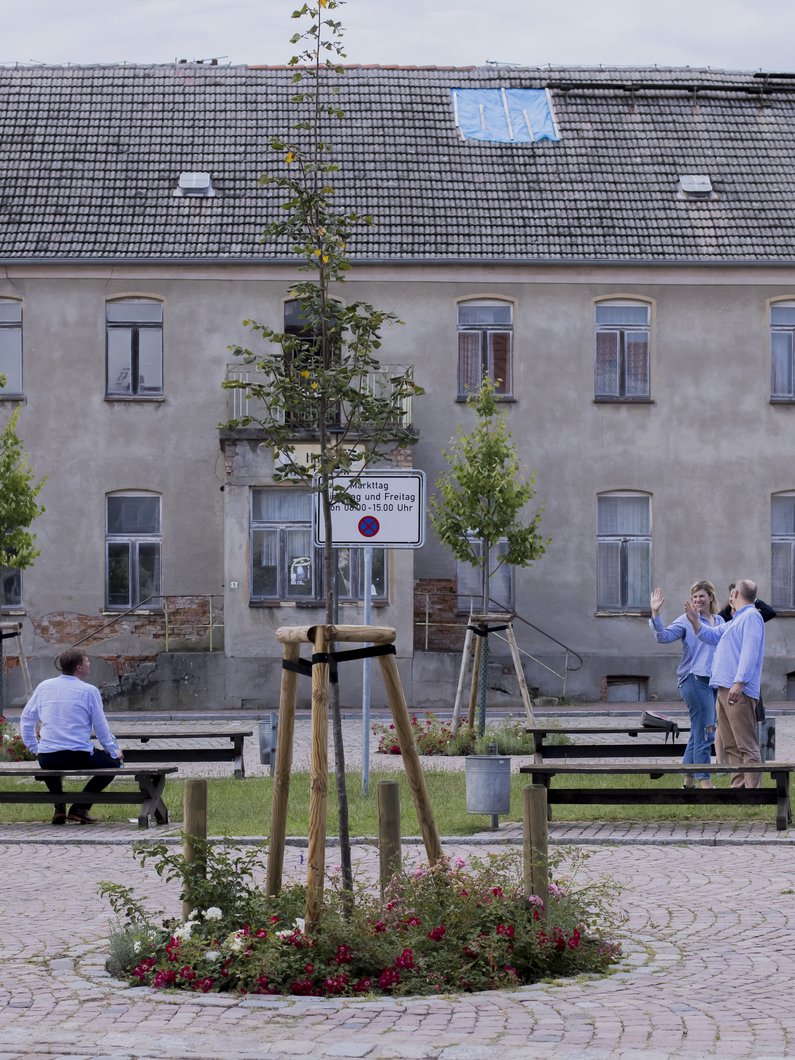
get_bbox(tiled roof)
[2,63,795,262]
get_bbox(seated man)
[21,649,123,824]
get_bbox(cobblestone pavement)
[2,838,795,1059]
[3,708,795,1058]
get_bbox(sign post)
[313,470,426,795]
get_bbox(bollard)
[522,784,549,920]
[377,780,402,897]
[182,778,208,922]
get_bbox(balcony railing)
[224,363,415,429]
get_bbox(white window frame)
[457,300,513,399]
[595,300,651,400]
[106,299,164,397]
[250,487,387,603]
[0,300,23,396]
[772,492,795,608]
[105,492,162,609]
[597,492,652,611]
[771,302,795,400]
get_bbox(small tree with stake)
[222,0,422,899]
[0,405,45,712]
[430,379,547,735]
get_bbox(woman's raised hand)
[650,587,664,617]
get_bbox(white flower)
[133,941,142,954]
[293,917,305,934]
[174,922,194,940]
[188,909,199,921]
[204,907,223,920]
[276,929,292,940]
[204,950,220,961]
[226,932,244,953]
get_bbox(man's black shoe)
[51,812,67,825]
[67,811,98,824]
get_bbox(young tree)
[0,405,45,711]
[430,378,547,733]
[223,1,421,897]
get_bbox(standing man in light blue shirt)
[684,579,765,789]
[21,649,123,824]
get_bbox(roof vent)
[677,174,714,200]
[173,172,216,198]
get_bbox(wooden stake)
[467,632,483,731]
[305,624,329,930]
[451,624,473,736]
[507,624,536,725]
[378,651,443,865]
[182,778,208,921]
[266,641,299,897]
[377,780,402,898]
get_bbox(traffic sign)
[313,470,425,548]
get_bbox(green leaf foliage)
[430,378,548,576]
[0,406,45,571]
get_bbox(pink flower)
[454,857,467,869]
[395,947,414,969]
[496,923,515,939]
[427,925,446,942]
[377,967,401,989]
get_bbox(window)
[0,567,21,608]
[771,303,795,400]
[457,301,512,398]
[450,88,560,144]
[106,300,163,397]
[595,301,650,400]
[0,301,22,396]
[597,493,651,611]
[772,493,795,608]
[106,493,161,608]
[456,538,513,612]
[250,488,386,602]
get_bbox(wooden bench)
[526,724,694,760]
[113,725,253,778]
[0,765,177,829]
[519,762,795,831]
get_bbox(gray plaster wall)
[2,262,795,709]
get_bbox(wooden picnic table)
[519,761,794,831]
[0,764,177,829]
[525,723,694,760]
[113,724,252,778]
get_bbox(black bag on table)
[641,710,680,742]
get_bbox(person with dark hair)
[649,580,723,788]
[20,650,123,825]
[684,579,765,789]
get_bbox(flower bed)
[0,714,34,762]
[372,712,560,757]
[102,844,621,998]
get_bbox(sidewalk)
[2,709,795,1057]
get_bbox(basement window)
[173,172,216,197]
[450,88,560,143]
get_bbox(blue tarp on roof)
[451,88,560,143]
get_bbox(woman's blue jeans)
[679,673,716,780]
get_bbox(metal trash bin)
[465,754,510,829]
[258,714,278,775]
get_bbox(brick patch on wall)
[414,578,468,652]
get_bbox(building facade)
[2,64,795,707]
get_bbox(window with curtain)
[0,301,23,396]
[457,300,512,398]
[456,537,513,612]
[772,493,795,608]
[771,303,795,400]
[0,566,21,608]
[106,493,162,608]
[250,488,387,602]
[106,300,164,397]
[597,493,651,610]
[595,301,650,400]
